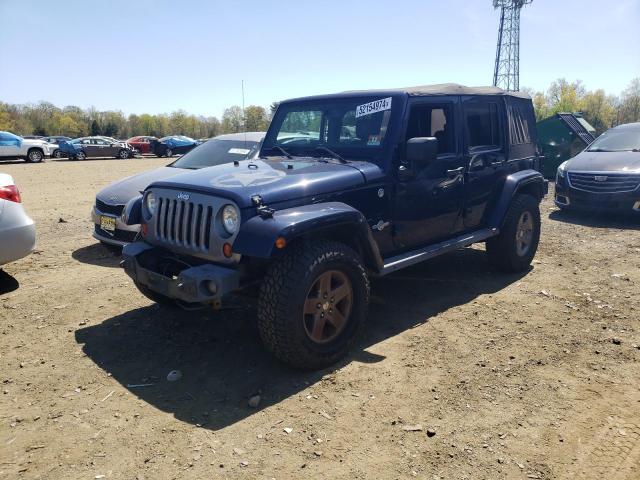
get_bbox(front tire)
[135,281,176,307]
[26,148,44,163]
[76,151,86,160]
[258,240,369,370]
[118,149,129,159]
[486,194,541,273]
[52,149,63,159]
[165,148,173,157]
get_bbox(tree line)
[0,103,273,139]
[526,78,639,134]
[0,78,638,139]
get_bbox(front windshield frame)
[261,94,404,168]
[587,128,640,152]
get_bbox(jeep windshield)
[261,95,401,164]
[587,129,640,152]
[169,138,260,169]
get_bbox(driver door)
[393,99,465,249]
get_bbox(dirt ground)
[0,157,638,480]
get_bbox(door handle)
[490,161,503,166]
[446,167,464,178]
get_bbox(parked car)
[120,84,547,369]
[0,131,54,163]
[0,174,36,266]
[555,122,640,215]
[92,132,264,245]
[152,135,198,157]
[70,136,134,159]
[41,136,73,158]
[127,136,157,155]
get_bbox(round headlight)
[222,204,239,234]
[145,192,156,216]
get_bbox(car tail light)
[0,185,22,203]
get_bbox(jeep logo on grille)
[594,176,608,182]
[176,192,190,200]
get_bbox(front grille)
[96,198,125,216]
[154,197,213,251]
[568,172,640,193]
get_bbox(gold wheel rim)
[303,270,353,344]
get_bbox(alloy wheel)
[515,211,534,257]
[303,270,353,344]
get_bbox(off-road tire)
[134,281,176,307]
[486,194,540,273]
[258,239,369,370]
[26,148,44,163]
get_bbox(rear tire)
[486,194,541,273]
[52,149,62,159]
[26,148,44,163]
[257,240,369,370]
[165,148,173,157]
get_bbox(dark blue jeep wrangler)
[121,83,547,369]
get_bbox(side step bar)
[379,228,499,276]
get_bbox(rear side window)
[465,102,501,150]
[508,104,532,145]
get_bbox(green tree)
[221,106,244,133]
[244,105,269,131]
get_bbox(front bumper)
[122,242,241,304]
[555,176,640,214]
[91,205,139,246]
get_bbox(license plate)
[100,216,117,232]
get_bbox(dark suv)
[120,84,547,369]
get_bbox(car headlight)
[557,161,568,178]
[145,192,157,216]
[222,204,239,234]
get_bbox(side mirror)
[406,137,438,170]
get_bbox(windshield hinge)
[251,195,275,219]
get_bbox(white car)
[0,131,54,163]
[0,174,36,266]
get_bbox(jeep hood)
[567,150,640,172]
[96,166,186,205]
[150,158,384,208]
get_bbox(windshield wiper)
[315,146,347,164]
[263,145,293,159]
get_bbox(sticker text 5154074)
[355,97,392,118]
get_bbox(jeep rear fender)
[487,169,546,229]
[233,202,384,271]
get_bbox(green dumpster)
[537,113,596,178]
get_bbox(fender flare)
[487,169,546,229]
[233,202,384,271]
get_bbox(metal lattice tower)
[492,0,532,91]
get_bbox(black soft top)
[344,83,531,99]
[282,83,531,104]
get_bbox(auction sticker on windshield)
[355,97,392,118]
[229,148,251,155]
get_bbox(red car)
[127,136,157,154]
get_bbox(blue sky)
[1,0,638,117]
